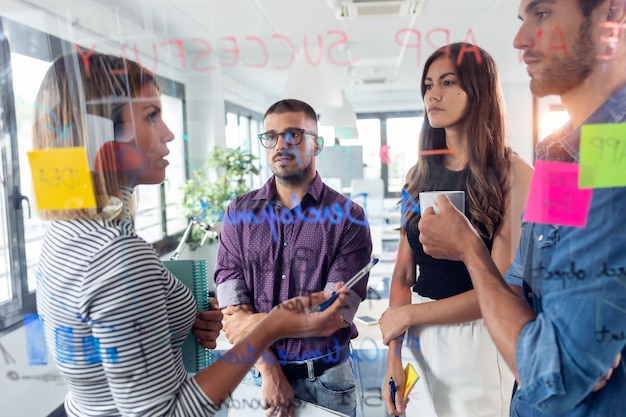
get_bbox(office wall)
[316,146,365,189]
[503,81,535,164]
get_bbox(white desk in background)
[369,210,401,261]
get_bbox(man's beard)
[530,18,596,97]
[271,151,313,185]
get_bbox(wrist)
[245,312,263,331]
[388,339,403,358]
[255,313,282,344]
[460,233,487,267]
[244,314,279,351]
[400,305,413,328]
[258,361,282,379]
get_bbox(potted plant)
[180,146,260,253]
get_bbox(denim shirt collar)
[536,82,626,162]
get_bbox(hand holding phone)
[315,258,379,312]
[355,315,378,326]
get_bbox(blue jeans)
[243,357,357,417]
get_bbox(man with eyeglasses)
[214,98,372,417]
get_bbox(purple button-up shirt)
[215,172,372,362]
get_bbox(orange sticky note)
[28,147,96,210]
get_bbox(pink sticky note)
[523,160,592,227]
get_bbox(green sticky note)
[580,123,626,188]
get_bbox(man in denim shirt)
[417,0,625,416]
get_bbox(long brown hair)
[403,42,512,239]
[32,51,158,220]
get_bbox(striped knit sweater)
[36,217,219,416]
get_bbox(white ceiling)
[2,0,531,113]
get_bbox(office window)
[0,33,41,327]
[386,117,422,193]
[0,169,12,304]
[134,94,187,243]
[357,112,421,197]
[355,118,382,180]
[134,186,163,243]
[249,118,264,188]
[11,53,52,296]
[239,116,250,151]
[161,94,187,235]
[225,112,240,149]
[225,102,265,187]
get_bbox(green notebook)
[163,259,212,373]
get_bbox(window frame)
[224,101,266,187]
[0,18,34,331]
[357,110,423,198]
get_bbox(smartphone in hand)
[354,315,378,326]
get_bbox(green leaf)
[180,146,260,249]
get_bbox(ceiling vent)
[353,77,394,85]
[336,0,425,19]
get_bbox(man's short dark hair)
[578,0,608,16]
[264,99,318,125]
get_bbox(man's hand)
[192,298,223,349]
[260,368,296,417]
[223,304,265,345]
[379,306,409,345]
[592,353,622,392]
[418,195,481,262]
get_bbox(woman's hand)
[265,283,348,340]
[379,306,409,345]
[223,305,264,345]
[382,347,407,415]
[260,369,296,417]
[193,297,223,349]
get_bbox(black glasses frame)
[257,128,318,149]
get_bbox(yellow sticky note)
[404,363,419,399]
[580,123,626,188]
[27,147,97,210]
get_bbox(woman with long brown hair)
[379,43,533,416]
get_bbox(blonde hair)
[32,51,158,220]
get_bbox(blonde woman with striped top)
[34,51,349,417]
